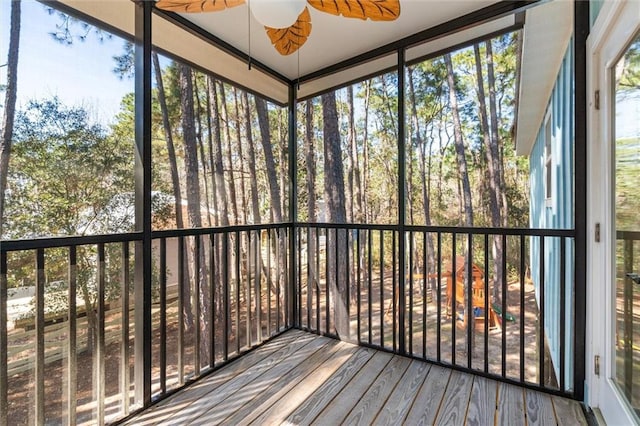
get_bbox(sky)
[616,91,640,141]
[1,0,133,125]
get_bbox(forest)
[0,1,533,275]
[296,33,529,229]
[0,3,533,322]
[1,14,529,245]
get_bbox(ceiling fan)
[154,0,401,55]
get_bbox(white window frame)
[587,1,640,423]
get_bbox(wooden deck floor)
[126,330,587,426]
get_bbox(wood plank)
[311,351,395,425]
[155,332,318,425]
[250,346,375,425]
[126,330,306,426]
[188,335,334,425]
[524,389,556,425]
[552,396,587,425]
[403,364,452,425]
[496,382,526,426]
[465,375,498,426]
[434,370,474,425]
[128,331,577,426]
[339,355,411,426]
[285,346,381,425]
[221,339,350,425]
[372,360,431,425]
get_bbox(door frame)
[587,1,640,423]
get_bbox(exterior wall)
[529,42,574,389]
[590,0,604,28]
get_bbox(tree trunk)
[408,67,436,279]
[346,87,355,222]
[362,81,371,223]
[485,40,509,302]
[305,99,316,224]
[444,53,474,227]
[152,53,184,230]
[360,82,371,293]
[255,97,283,223]
[205,77,219,227]
[513,30,523,147]
[78,255,98,353]
[241,92,267,332]
[193,75,213,228]
[304,99,319,318]
[321,92,349,340]
[233,88,248,225]
[380,74,398,135]
[204,77,227,337]
[474,44,501,228]
[445,54,475,349]
[179,67,203,229]
[486,41,508,225]
[278,108,288,220]
[208,76,232,333]
[436,124,446,214]
[219,82,239,225]
[255,96,286,325]
[242,93,261,225]
[208,76,230,227]
[190,74,211,351]
[352,126,363,224]
[0,0,21,238]
[180,64,205,330]
[344,87,359,300]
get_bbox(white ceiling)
[179,1,502,81]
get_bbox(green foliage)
[5,97,134,239]
[617,37,640,92]
[46,8,112,45]
[615,37,640,231]
[112,41,135,80]
[615,137,640,230]
[403,33,528,228]
[294,32,530,229]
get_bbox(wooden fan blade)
[265,7,312,56]
[308,0,400,21]
[154,0,244,13]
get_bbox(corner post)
[574,0,589,401]
[134,0,153,407]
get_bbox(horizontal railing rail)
[1,232,144,252]
[302,221,575,237]
[151,222,292,238]
[617,229,640,240]
[294,222,576,398]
